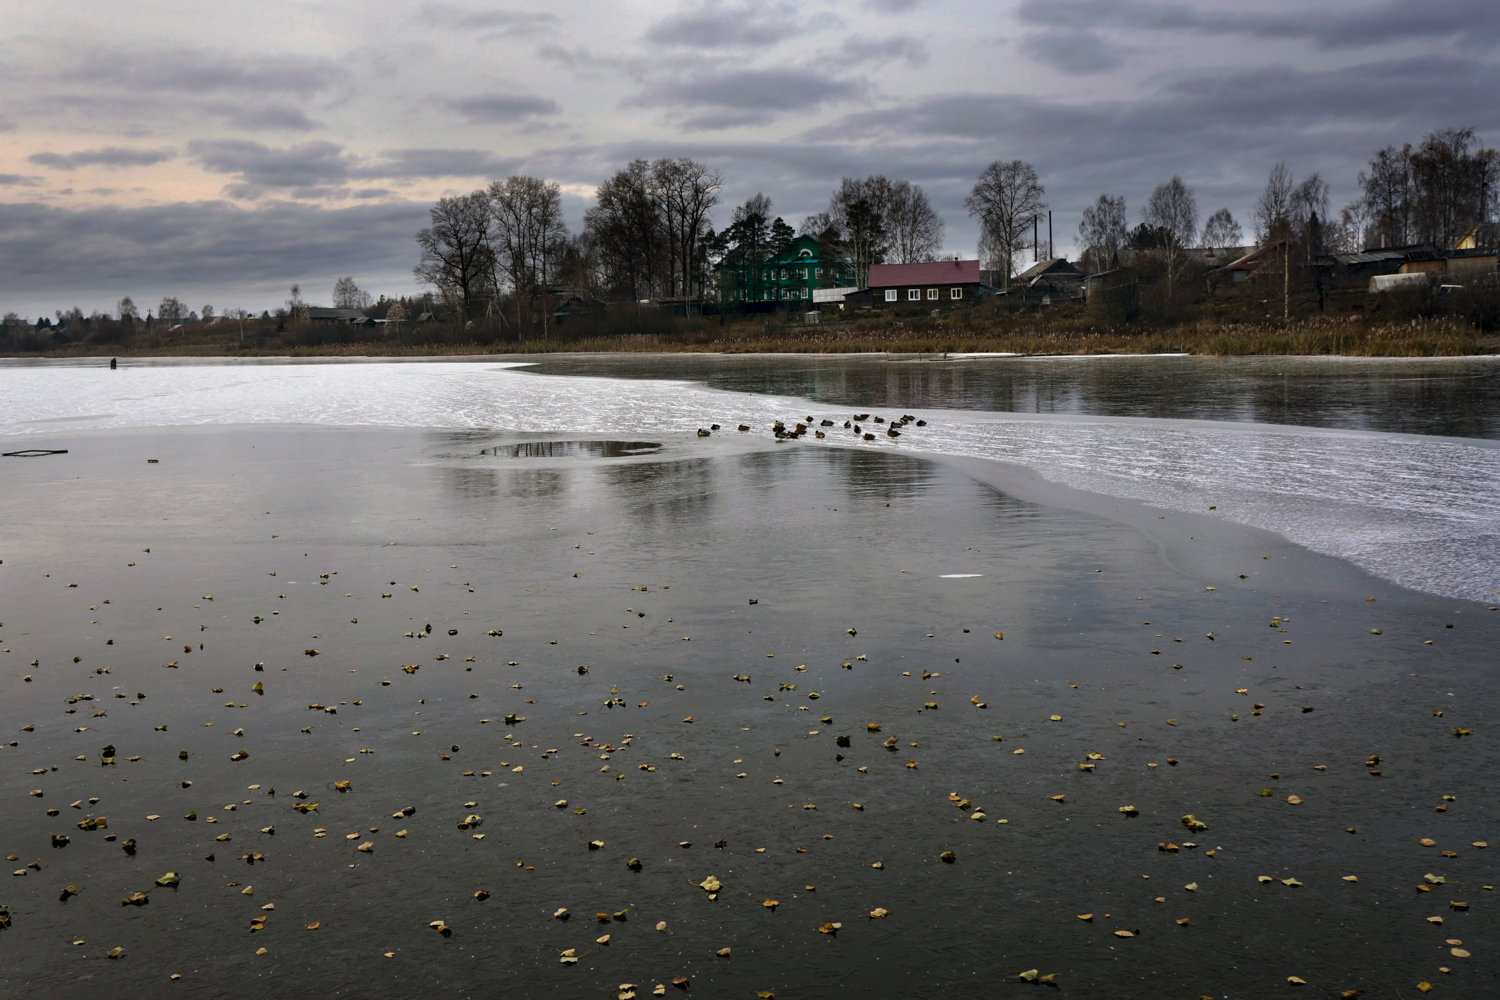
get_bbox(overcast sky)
[1,0,1495,318]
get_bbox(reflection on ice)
[3,360,1497,603]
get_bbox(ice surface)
[3,360,1497,603]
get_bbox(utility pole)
[1033,216,1039,262]
[1048,211,1053,260]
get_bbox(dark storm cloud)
[627,67,868,128]
[420,4,561,35]
[0,199,430,307]
[645,2,803,48]
[838,36,929,67]
[1015,0,1500,50]
[28,147,177,171]
[446,93,563,124]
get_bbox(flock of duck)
[698,414,928,442]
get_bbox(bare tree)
[652,158,724,304]
[1358,145,1413,248]
[825,177,894,288]
[885,180,945,263]
[117,296,138,321]
[488,175,568,339]
[965,160,1046,291]
[1410,127,1491,248]
[1330,200,1370,254]
[414,191,494,321]
[223,308,250,345]
[1253,162,1295,245]
[1291,174,1329,232]
[1141,176,1197,297]
[1252,165,1302,321]
[586,160,662,301]
[158,296,187,326]
[201,304,215,323]
[1200,208,1243,251]
[332,277,372,311]
[1076,193,1127,272]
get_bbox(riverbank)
[5,313,1496,360]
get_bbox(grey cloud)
[863,0,925,10]
[72,48,345,99]
[189,140,519,198]
[363,148,520,179]
[28,147,177,171]
[1,174,42,186]
[627,67,868,127]
[447,93,562,124]
[1026,30,1124,74]
[645,2,802,48]
[421,4,561,35]
[1015,0,1500,50]
[0,198,431,314]
[214,103,325,132]
[191,140,353,191]
[812,53,1500,255]
[839,36,929,67]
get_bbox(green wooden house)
[714,235,856,305]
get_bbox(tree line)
[413,161,947,322]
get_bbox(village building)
[714,234,856,305]
[866,259,986,306]
[305,307,372,325]
[1013,258,1086,299]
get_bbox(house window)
[907,289,920,301]
[926,288,938,300]
[816,268,823,278]
[800,287,809,299]
[950,287,963,299]
[780,269,787,279]
[885,289,898,302]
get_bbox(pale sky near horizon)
[1,0,1495,318]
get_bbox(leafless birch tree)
[964,160,1045,291]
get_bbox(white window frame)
[926,288,938,300]
[907,288,921,301]
[800,287,809,299]
[816,268,823,278]
[884,289,898,302]
[950,287,963,299]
